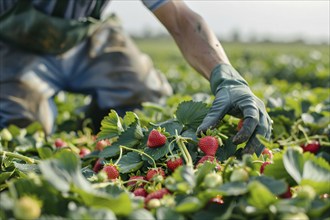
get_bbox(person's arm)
[153,0,229,79]
[152,0,272,155]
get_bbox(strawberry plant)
[0,42,329,219]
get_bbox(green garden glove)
[197,64,272,155]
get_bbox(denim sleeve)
[142,0,169,11]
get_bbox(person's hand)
[197,64,272,155]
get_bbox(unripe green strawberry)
[146,198,161,209]
[230,168,249,182]
[103,164,119,180]
[0,128,12,141]
[14,196,42,220]
[96,170,108,182]
[296,185,316,200]
[147,129,167,148]
[204,172,223,188]
[198,136,219,156]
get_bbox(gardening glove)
[197,64,272,155]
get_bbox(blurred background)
[105,0,329,44]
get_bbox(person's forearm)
[154,1,230,79]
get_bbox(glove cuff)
[210,63,248,95]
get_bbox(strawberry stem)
[222,157,235,182]
[119,145,157,168]
[121,179,150,185]
[175,130,193,167]
[114,147,123,166]
[0,150,38,164]
[297,124,310,143]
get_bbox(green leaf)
[12,177,69,215]
[175,101,209,130]
[143,142,173,162]
[128,209,155,220]
[100,121,144,158]
[0,171,14,184]
[118,152,144,173]
[156,207,185,220]
[195,161,216,186]
[263,152,296,186]
[300,179,330,194]
[302,160,330,183]
[68,206,117,220]
[252,176,287,195]
[216,138,237,161]
[123,112,140,128]
[99,145,120,158]
[14,162,40,174]
[283,148,304,183]
[74,187,132,216]
[247,181,277,209]
[97,110,124,140]
[37,145,54,159]
[175,196,203,214]
[155,119,183,136]
[39,151,91,192]
[217,181,248,196]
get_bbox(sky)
[104,0,330,43]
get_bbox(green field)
[1,39,329,220]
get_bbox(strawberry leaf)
[217,182,248,196]
[283,148,304,183]
[118,152,144,174]
[97,110,124,140]
[175,101,209,130]
[142,142,173,162]
[100,121,144,158]
[247,181,277,210]
[175,196,203,214]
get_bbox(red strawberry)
[198,136,219,156]
[127,176,146,187]
[280,186,292,199]
[95,139,111,151]
[166,157,183,171]
[93,158,104,173]
[260,161,271,174]
[103,164,119,180]
[209,195,224,205]
[237,119,244,131]
[145,188,169,203]
[301,141,320,154]
[262,148,273,160]
[133,188,148,198]
[54,138,66,148]
[196,155,221,171]
[146,168,166,181]
[147,129,167,148]
[79,147,91,158]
